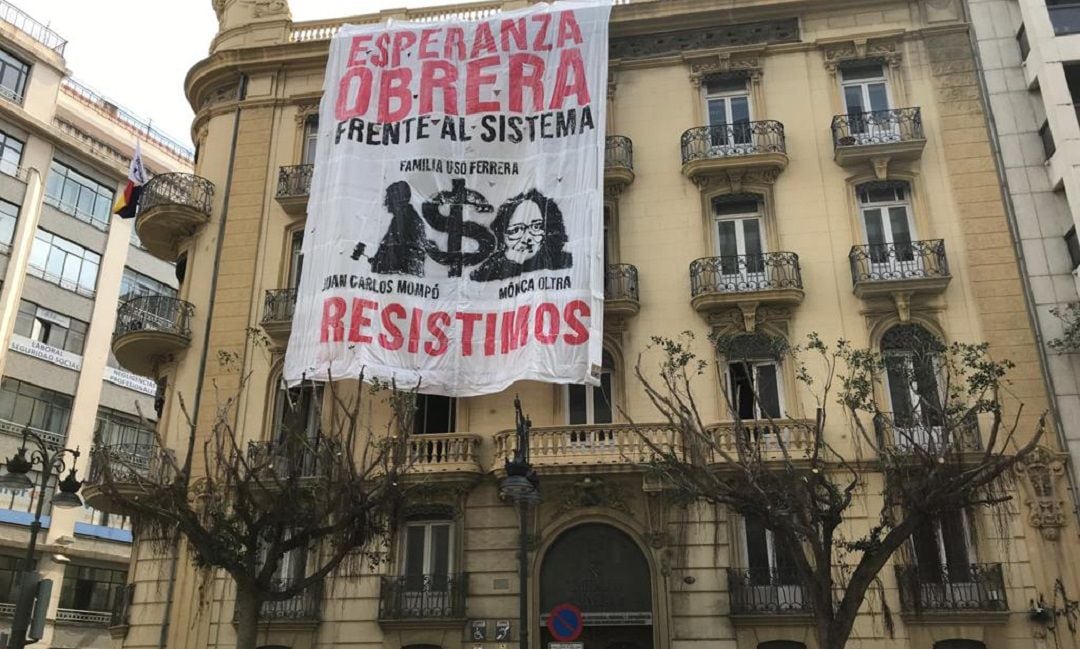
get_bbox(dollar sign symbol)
[422,178,496,277]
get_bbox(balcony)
[261,288,297,345]
[680,121,787,188]
[112,295,195,376]
[605,263,640,327]
[378,573,467,628]
[831,108,925,175]
[83,444,176,514]
[707,419,817,464]
[231,579,323,629]
[873,412,982,458]
[605,135,635,193]
[405,433,483,483]
[848,241,950,318]
[493,423,677,476]
[895,563,1008,619]
[727,568,812,622]
[276,164,313,216]
[135,173,214,262]
[689,253,804,327]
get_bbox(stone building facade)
[99,2,1080,649]
[0,2,189,648]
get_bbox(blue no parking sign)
[546,603,583,642]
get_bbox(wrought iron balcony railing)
[246,439,321,479]
[262,288,298,324]
[605,263,639,303]
[831,107,924,148]
[680,121,786,164]
[138,173,214,216]
[605,135,633,172]
[895,563,1007,613]
[87,443,176,487]
[727,567,812,615]
[379,573,467,621]
[848,240,949,285]
[259,579,323,621]
[873,412,982,455]
[110,584,135,627]
[690,252,802,297]
[114,295,194,340]
[277,164,314,199]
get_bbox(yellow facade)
[108,1,1080,649]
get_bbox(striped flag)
[112,141,147,219]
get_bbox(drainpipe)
[157,72,248,649]
[959,0,1080,518]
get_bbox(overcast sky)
[29,0,453,147]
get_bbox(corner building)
[0,2,190,648]
[112,2,1080,649]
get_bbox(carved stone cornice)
[692,168,781,192]
[685,50,764,88]
[820,35,904,73]
[610,18,798,61]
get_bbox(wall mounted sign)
[546,604,583,642]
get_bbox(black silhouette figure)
[470,189,573,282]
[370,181,428,276]
[421,178,495,277]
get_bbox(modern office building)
[0,2,190,648]
[966,0,1080,511]
[100,1,1080,649]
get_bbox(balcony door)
[566,351,615,448]
[705,77,752,151]
[840,63,894,142]
[713,197,765,285]
[403,521,453,612]
[272,383,322,475]
[912,513,987,608]
[881,325,945,449]
[743,517,803,609]
[288,230,304,289]
[859,183,919,278]
[302,115,319,165]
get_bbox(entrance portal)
[539,524,653,649]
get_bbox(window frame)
[27,229,101,298]
[413,393,457,435]
[0,197,18,254]
[0,129,23,177]
[727,359,784,421]
[402,519,455,577]
[840,62,892,115]
[120,266,176,301]
[302,115,319,165]
[0,48,29,104]
[43,160,115,230]
[13,299,88,355]
[565,350,616,426]
[57,564,128,613]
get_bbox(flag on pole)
[113,141,147,219]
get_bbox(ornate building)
[98,1,1080,649]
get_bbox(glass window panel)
[707,98,729,126]
[742,219,763,256]
[729,362,756,420]
[887,207,912,244]
[744,517,770,572]
[843,85,865,114]
[913,520,944,580]
[567,385,587,425]
[431,524,451,576]
[940,515,970,572]
[731,96,750,123]
[716,220,738,257]
[404,526,426,577]
[594,371,613,425]
[863,209,886,247]
[755,364,781,418]
[868,82,889,112]
[885,357,916,427]
[841,62,884,81]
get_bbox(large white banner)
[284,2,611,397]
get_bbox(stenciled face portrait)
[504,200,545,263]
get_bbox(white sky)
[29,0,454,147]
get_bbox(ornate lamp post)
[0,427,83,649]
[500,398,540,649]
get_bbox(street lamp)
[501,397,539,649]
[2,427,83,649]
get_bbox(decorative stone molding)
[821,35,903,73]
[610,18,798,60]
[213,0,291,33]
[707,304,794,334]
[294,101,320,125]
[686,51,763,88]
[1015,446,1068,541]
[692,168,781,192]
[555,477,630,514]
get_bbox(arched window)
[566,349,615,426]
[880,324,944,437]
[933,640,986,649]
[721,332,787,421]
[758,641,806,649]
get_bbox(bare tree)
[634,329,1045,649]
[89,368,413,649]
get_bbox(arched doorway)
[539,523,653,649]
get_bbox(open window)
[738,516,804,611]
[269,380,323,476]
[881,324,945,448]
[566,350,615,426]
[413,394,456,435]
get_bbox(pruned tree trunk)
[234,583,262,649]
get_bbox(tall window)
[881,325,945,442]
[0,130,23,176]
[705,76,751,147]
[713,195,765,277]
[302,115,319,165]
[0,49,28,103]
[0,378,72,437]
[0,198,17,253]
[13,300,88,355]
[728,360,782,420]
[840,62,891,140]
[44,161,115,230]
[271,382,322,443]
[858,181,915,267]
[27,229,101,297]
[912,511,974,583]
[58,565,128,613]
[288,230,304,288]
[120,267,176,300]
[567,350,615,425]
[95,407,155,448]
[403,520,453,584]
[414,394,456,435]
[743,516,801,593]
